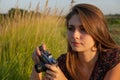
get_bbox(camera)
[35,46,58,73]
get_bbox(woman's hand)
[32,44,46,64]
[30,44,46,80]
[44,64,67,80]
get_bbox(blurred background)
[0,0,120,80]
[0,0,120,14]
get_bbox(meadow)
[0,7,67,80]
[0,5,120,80]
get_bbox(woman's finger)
[45,75,53,80]
[36,47,41,56]
[42,44,47,50]
[32,47,41,64]
[45,71,56,80]
[45,70,56,78]
[45,64,58,72]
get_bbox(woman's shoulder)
[57,53,67,64]
[101,48,120,59]
[102,48,120,60]
[101,48,120,70]
[103,48,120,80]
[91,48,120,79]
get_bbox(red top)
[57,48,120,80]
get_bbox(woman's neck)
[74,50,99,80]
[77,50,98,67]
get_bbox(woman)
[30,3,120,80]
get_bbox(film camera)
[35,46,58,73]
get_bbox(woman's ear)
[91,45,97,52]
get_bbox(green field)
[0,8,120,80]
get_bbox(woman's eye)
[80,27,86,33]
[67,26,75,31]
[81,28,85,31]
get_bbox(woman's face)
[67,14,96,52]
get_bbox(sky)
[0,0,120,15]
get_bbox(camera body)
[35,46,57,73]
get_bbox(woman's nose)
[73,30,81,39]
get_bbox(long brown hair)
[65,3,119,80]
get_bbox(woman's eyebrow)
[68,24,73,26]
[68,24,83,27]
[68,24,74,27]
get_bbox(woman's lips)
[71,42,81,47]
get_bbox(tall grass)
[0,3,67,80]
[107,16,120,45]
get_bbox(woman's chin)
[72,47,83,52]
